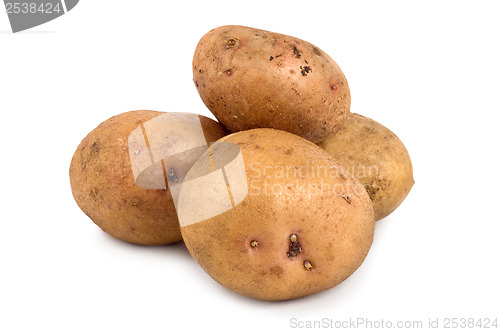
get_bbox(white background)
[1,1,499,331]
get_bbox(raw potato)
[180,129,374,301]
[192,25,350,143]
[318,113,414,221]
[69,110,228,245]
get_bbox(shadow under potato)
[98,231,193,260]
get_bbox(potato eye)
[303,260,314,271]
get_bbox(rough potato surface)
[318,113,414,221]
[69,110,228,245]
[181,129,374,300]
[193,25,350,143]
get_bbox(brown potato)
[69,110,228,245]
[192,25,350,143]
[318,113,414,221]
[179,129,374,301]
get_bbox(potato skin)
[192,25,350,143]
[318,113,414,221]
[180,129,374,301]
[69,110,228,245]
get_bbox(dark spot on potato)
[224,37,239,49]
[269,265,283,277]
[304,59,308,64]
[81,140,101,169]
[275,54,282,58]
[287,234,302,258]
[343,194,352,204]
[293,45,302,58]
[365,178,389,201]
[89,187,99,201]
[303,260,314,271]
[198,69,203,73]
[289,70,295,74]
[195,80,199,87]
[250,240,259,248]
[224,68,233,76]
[130,227,136,231]
[285,149,294,155]
[167,168,178,182]
[312,47,321,56]
[331,83,337,92]
[300,66,312,76]
[90,141,100,156]
[363,126,376,135]
[269,55,274,61]
[365,183,379,201]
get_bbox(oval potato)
[69,110,228,245]
[318,113,414,221]
[180,129,374,301]
[192,25,350,143]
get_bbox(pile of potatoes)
[70,26,413,301]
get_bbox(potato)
[178,129,374,301]
[318,113,414,221]
[192,25,350,143]
[69,110,228,245]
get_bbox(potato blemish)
[225,37,239,49]
[343,194,352,204]
[250,240,259,248]
[293,45,302,58]
[270,265,283,277]
[287,234,302,258]
[81,140,100,169]
[167,168,178,182]
[300,66,312,76]
[303,260,314,271]
[269,54,282,61]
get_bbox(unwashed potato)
[318,113,414,221]
[179,129,374,301]
[192,25,350,143]
[69,110,228,245]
